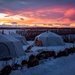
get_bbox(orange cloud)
[0,6,75,28]
[70,23,75,27]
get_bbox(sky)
[0,0,75,27]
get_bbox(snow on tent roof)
[9,33,28,45]
[37,31,59,37]
[34,31,65,46]
[0,34,25,59]
[3,34,19,42]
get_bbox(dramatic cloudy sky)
[0,0,75,27]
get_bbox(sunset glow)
[0,0,75,27]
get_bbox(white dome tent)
[34,31,65,46]
[9,33,28,45]
[0,34,25,59]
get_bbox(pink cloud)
[65,9,75,16]
[0,5,75,27]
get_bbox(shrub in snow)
[27,60,33,68]
[50,51,56,58]
[56,50,68,58]
[66,48,75,54]
[32,58,39,66]
[48,51,55,57]
[21,60,28,66]
[44,53,50,59]
[25,46,33,52]
[0,65,12,75]
[29,54,35,61]
[51,51,56,56]
[56,51,63,57]
[36,54,45,60]
[12,63,21,70]
[27,58,39,68]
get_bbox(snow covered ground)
[22,41,75,57]
[0,41,75,75]
[24,41,75,53]
[10,53,75,75]
[10,42,75,75]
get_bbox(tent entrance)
[35,38,43,46]
[0,43,10,59]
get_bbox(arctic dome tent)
[34,31,65,46]
[9,33,28,45]
[0,34,25,59]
